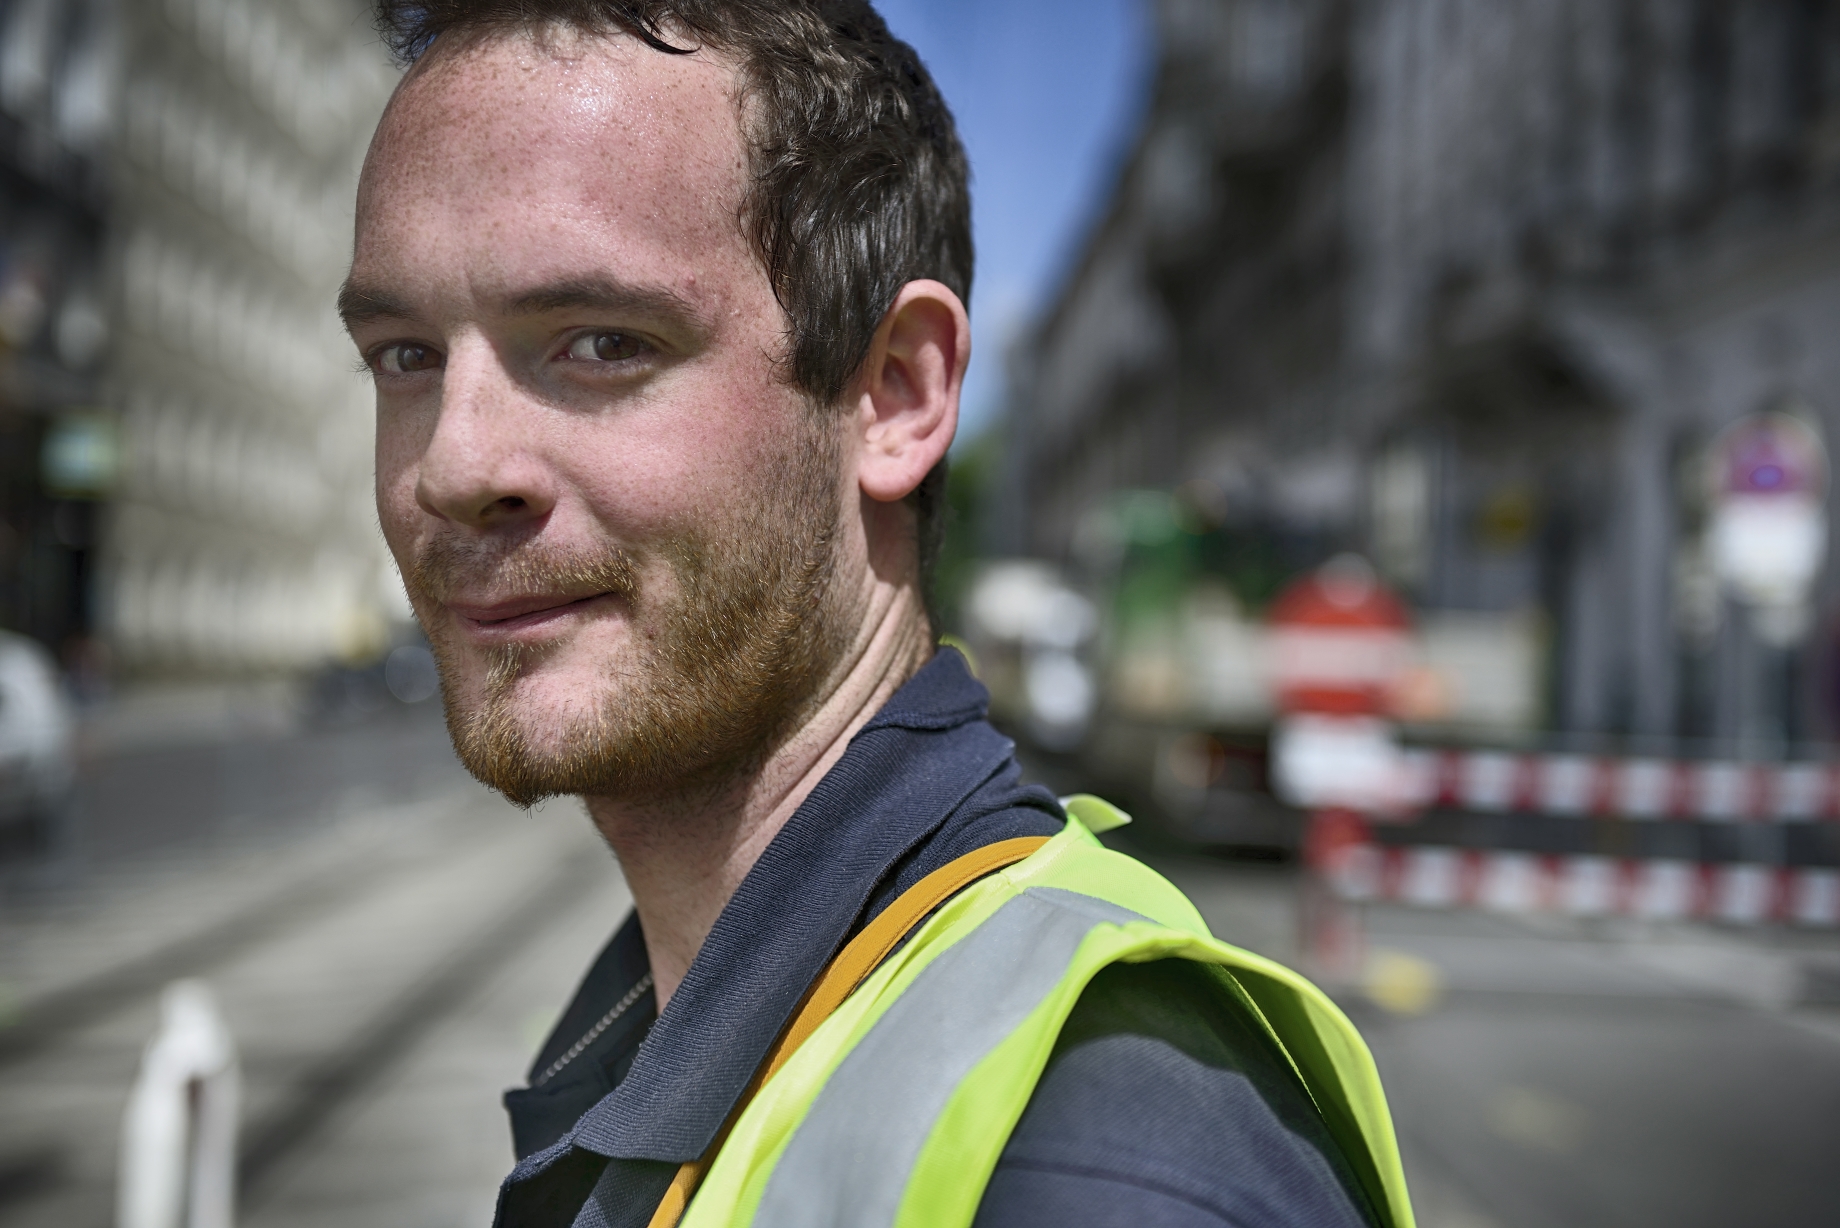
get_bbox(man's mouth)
[444,591,622,640]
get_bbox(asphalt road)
[1144,846,1840,1228]
[10,705,1839,1228]
[67,701,468,865]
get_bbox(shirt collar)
[546,648,1036,1166]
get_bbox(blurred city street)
[5,0,1840,1225]
[11,715,1840,1228]
[0,701,628,1228]
[1143,846,1840,1228]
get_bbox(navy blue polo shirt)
[496,650,1376,1228]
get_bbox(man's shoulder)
[978,958,1379,1228]
[859,748,1064,926]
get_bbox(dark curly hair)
[373,1,968,603]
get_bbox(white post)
[118,980,240,1228]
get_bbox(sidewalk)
[243,853,629,1228]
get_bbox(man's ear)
[853,279,968,503]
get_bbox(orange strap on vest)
[645,835,1052,1228]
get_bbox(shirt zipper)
[530,971,655,1088]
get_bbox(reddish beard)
[406,426,846,808]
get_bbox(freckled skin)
[348,28,970,1006]
[356,32,824,749]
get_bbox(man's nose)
[414,343,556,530]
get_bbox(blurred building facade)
[105,0,398,678]
[0,0,115,670]
[0,0,399,685]
[1012,0,1840,749]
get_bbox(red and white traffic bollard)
[1265,556,1415,985]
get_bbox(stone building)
[0,0,399,684]
[0,0,115,664]
[1011,0,1840,748]
[102,0,399,678]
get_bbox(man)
[342,3,1412,1226]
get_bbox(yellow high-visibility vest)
[662,797,1415,1228]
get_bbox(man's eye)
[564,332,645,363]
[375,343,442,374]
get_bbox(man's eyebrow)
[335,276,714,336]
[337,282,413,328]
[505,277,710,330]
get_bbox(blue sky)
[873,0,1154,444]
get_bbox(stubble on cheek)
[402,416,849,809]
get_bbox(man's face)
[347,30,851,805]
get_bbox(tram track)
[235,850,606,1201]
[0,855,401,1068]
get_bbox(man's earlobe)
[857,279,968,504]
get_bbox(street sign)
[1268,555,1414,815]
[1267,554,1412,716]
[1272,713,1413,811]
[1707,412,1828,638]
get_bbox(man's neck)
[583,588,934,1010]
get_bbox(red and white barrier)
[1323,843,1840,927]
[1395,749,1840,822]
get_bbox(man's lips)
[444,591,620,636]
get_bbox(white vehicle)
[0,631,76,852]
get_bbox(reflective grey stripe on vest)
[750,887,1147,1228]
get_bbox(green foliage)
[1102,488,1295,632]
[932,432,999,635]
